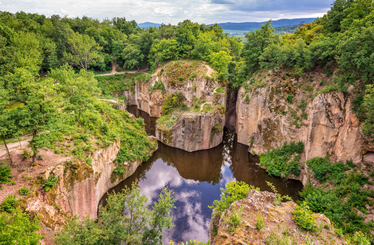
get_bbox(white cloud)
[0,0,334,25]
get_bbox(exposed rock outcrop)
[209,190,344,244]
[237,85,373,163]
[132,61,227,152]
[156,110,225,152]
[26,137,157,243]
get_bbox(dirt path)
[95,61,149,76]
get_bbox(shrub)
[215,86,225,94]
[256,213,265,230]
[267,182,292,205]
[349,231,371,245]
[306,157,330,181]
[222,204,243,233]
[22,149,32,159]
[43,175,58,192]
[322,85,338,93]
[286,94,293,104]
[209,181,259,215]
[161,93,186,115]
[0,163,13,184]
[292,202,317,231]
[19,187,30,196]
[0,194,18,212]
[259,141,304,178]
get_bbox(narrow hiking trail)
[95,61,149,76]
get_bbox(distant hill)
[138,18,316,32]
[138,22,163,29]
[216,18,316,31]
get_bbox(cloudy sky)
[1,0,335,25]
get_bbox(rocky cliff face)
[26,137,157,242]
[132,61,227,152]
[236,82,373,164]
[156,110,225,152]
[209,190,344,244]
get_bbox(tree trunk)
[2,135,13,165]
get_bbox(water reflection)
[99,107,303,243]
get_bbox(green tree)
[0,208,43,244]
[363,85,374,137]
[49,65,97,127]
[54,183,176,245]
[209,51,232,78]
[64,31,103,71]
[241,21,275,76]
[8,68,58,163]
[148,39,180,72]
[122,42,144,70]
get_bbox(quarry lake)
[99,106,303,243]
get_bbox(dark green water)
[99,106,303,243]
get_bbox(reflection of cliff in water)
[100,106,304,243]
[230,134,303,201]
[127,105,157,136]
[157,142,223,185]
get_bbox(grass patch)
[96,74,136,96]
[163,60,207,86]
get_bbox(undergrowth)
[259,141,304,178]
[302,157,374,238]
[96,74,136,97]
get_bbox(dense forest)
[1,0,374,243]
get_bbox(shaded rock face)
[156,111,225,152]
[209,190,344,245]
[26,137,157,241]
[236,88,373,163]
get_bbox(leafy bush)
[259,141,304,178]
[222,204,243,233]
[161,93,186,115]
[286,94,293,104]
[306,157,330,181]
[43,175,58,192]
[0,163,13,184]
[267,181,292,205]
[19,186,30,196]
[256,212,265,230]
[22,149,32,160]
[0,194,18,212]
[215,86,225,94]
[149,81,166,93]
[292,202,317,231]
[209,181,259,215]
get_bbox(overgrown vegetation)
[259,141,304,178]
[209,181,259,216]
[43,175,58,192]
[301,157,374,239]
[96,74,136,97]
[54,183,176,244]
[292,202,318,231]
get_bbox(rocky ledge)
[209,190,345,245]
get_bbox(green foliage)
[260,141,304,178]
[0,163,13,184]
[22,148,32,160]
[349,231,371,245]
[149,80,166,93]
[256,212,265,230]
[54,182,176,245]
[215,86,225,94]
[0,208,43,244]
[0,194,18,212]
[266,181,293,205]
[222,205,243,233]
[19,186,30,196]
[292,202,318,231]
[96,74,135,96]
[301,157,374,235]
[161,93,186,115]
[286,94,293,104]
[177,240,208,245]
[43,175,58,192]
[209,181,259,215]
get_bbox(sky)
[0,0,335,25]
